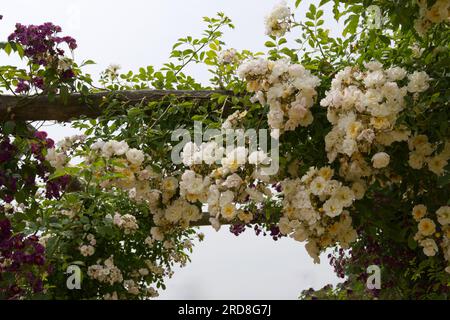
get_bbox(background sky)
[0,0,345,299]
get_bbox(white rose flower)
[427,155,448,176]
[363,70,385,87]
[209,217,221,231]
[407,71,430,93]
[91,140,105,150]
[364,60,383,71]
[221,203,237,220]
[113,140,129,156]
[420,238,438,257]
[223,173,243,189]
[126,148,145,166]
[342,137,357,157]
[412,204,427,221]
[248,150,269,165]
[385,66,407,81]
[323,198,343,217]
[371,152,390,168]
[310,176,327,196]
[436,206,450,226]
[264,1,291,37]
[150,227,164,241]
[45,148,67,169]
[101,141,116,158]
[219,190,235,207]
[418,218,436,236]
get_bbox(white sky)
[0,0,344,299]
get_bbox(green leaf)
[48,167,81,180]
[13,43,24,58]
[408,235,418,250]
[81,59,96,66]
[4,42,12,55]
[264,41,276,48]
[343,14,359,36]
[278,38,287,45]
[2,121,16,135]
[437,172,450,187]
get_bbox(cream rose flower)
[412,204,427,221]
[418,218,436,236]
[371,152,390,168]
[419,238,438,257]
[126,148,145,166]
[436,206,450,226]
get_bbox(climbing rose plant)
[0,0,449,299]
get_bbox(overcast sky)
[0,0,345,299]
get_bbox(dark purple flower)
[15,79,30,93]
[0,139,16,163]
[3,193,14,203]
[32,279,43,293]
[45,174,71,199]
[60,68,75,80]
[30,142,41,155]
[229,224,246,236]
[32,76,45,90]
[33,255,45,266]
[8,22,77,66]
[45,138,55,148]
[0,218,49,299]
[33,131,48,140]
[0,219,12,241]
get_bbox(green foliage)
[1,2,450,300]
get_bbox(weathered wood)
[0,90,232,122]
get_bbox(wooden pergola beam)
[0,89,232,122]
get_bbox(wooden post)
[0,89,232,121]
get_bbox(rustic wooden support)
[0,89,232,122]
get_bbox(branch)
[0,89,232,122]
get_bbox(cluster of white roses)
[179,136,276,231]
[414,0,450,36]
[79,234,96,257]
[264,1,292,37]
[123,279,158,297]
[47,138,214,249]
[87,255,160,299]
[238,58,320,137]
[164,198,203,225]
[218,48,238,65]
[45,148,68,170]
[412,204,450,273]
[113,212,139,235]
[320,61,430,181]
[87,255,124,285]
[45,135,87,169]
[46,139,205,266]
[408,135,450,176]
[92,139,146,167]
[279,166,358,262]
[103,64,121,81]
[69,140,207,235]
[182,140,270,170]
[181,141,224,166]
